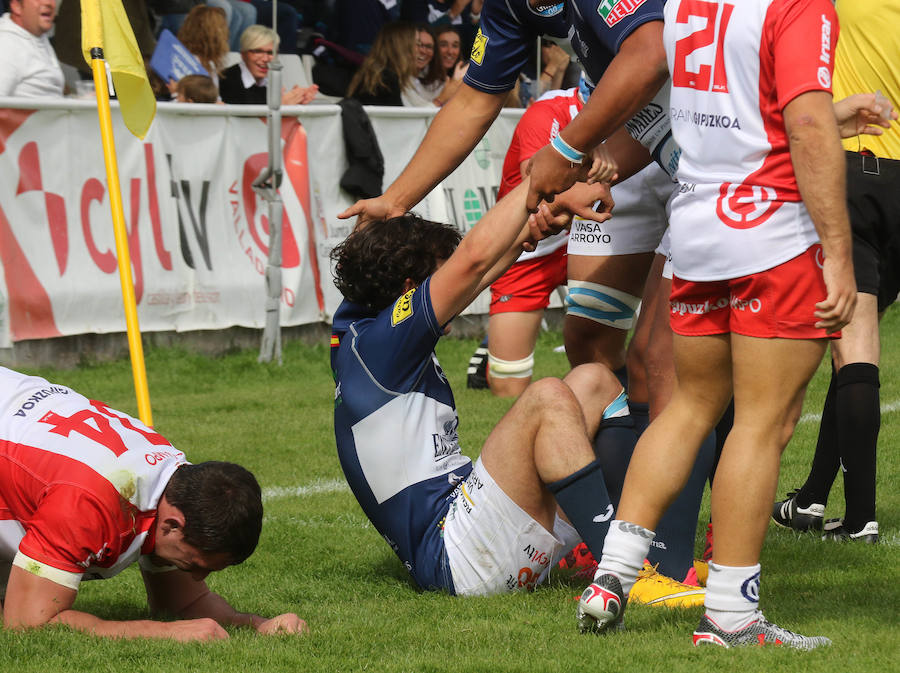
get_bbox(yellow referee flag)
[81,0,156,139]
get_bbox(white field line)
[798,398,900,426]
[262,477,349,503]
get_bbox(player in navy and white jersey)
[331,178,638,596]
[0,367,306,640]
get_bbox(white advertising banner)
[0,101,522,347]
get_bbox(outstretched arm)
[2,565,228,641]
[429,180,611,324]
[142,567,308,635]
[525,21,668,211]
[338,83,506,225]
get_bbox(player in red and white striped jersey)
[0,367,306,640]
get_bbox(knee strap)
[488,352,535,379]
[565,281,641,329]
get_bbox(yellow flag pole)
[89,48,153,427]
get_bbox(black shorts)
[845,151,900,312]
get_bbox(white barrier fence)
[0,99,525,348]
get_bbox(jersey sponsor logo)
[730,295,762,314]
[391,288,416,326]
[715,182,783,229]
[819,14,832,65]
[597,0,648,28]
[470,28,487,66]
[670,107,742,129]
[13,386,69,417]
[432,417,460,460]
[532,2,564,17]
[817,66,831,89]
[671,296,729,316]
[625,102,665,140]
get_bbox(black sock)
[547,459,614,559]
[648,430,716,581]
[836,363,880,531]
[797,365,840,508]
[628,400,650,435]
[592,415,637,508]
[614,365,629,390]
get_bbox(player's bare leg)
[642,256,676,419]
[564,253,653,369]
[615,334,732,529]
[486,309,544,398]
[712,335,826,565]
[479,364,623,533]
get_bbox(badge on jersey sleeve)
[392,288,417,326]
[597,0,648,27]
[471,28,488,65]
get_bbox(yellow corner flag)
[81,0,156,139]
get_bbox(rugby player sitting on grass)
[0,367,307,640]
[330,180,703,600]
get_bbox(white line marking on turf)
[262,478,349,502]
[798,399,900,426]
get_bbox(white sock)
[703,562,761,631]
[594,520,653,596]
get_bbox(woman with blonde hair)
[177,5,230,85]
[220,25,317,105]
[347,22,418,106]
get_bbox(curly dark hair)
[163,461,263,565]
[331,214,462,312]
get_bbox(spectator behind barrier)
[176,74,218,103]
[0,0,64,98]
[177,4,230,88]
[347,21,417,107]
[219,24,317,105]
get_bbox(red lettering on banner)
[80,178,117,273]
[0,202,62,340]
[16,141,69,275]
[280,118,325,313]
[128,177,144,303]
[0,108,33,156]
[241,151,300,269]
[144,143,172,271]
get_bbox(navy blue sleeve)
[464,0,535,93]
[351,277,443,393]
[574,0,664,54]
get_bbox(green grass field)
[2,309,898,672]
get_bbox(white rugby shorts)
[567,163,674,257]
[443,458,580,596]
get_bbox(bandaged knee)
[487,352,534,379]
[565,282,641,329]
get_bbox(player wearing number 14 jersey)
[0,366,307,640]
[577,0,856,648]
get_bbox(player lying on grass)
[0,367,306,641]
[329,179,703,603]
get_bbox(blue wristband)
[550,133,586,164]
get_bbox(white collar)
[238,58,267,89]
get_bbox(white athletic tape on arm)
[488,352,535,379]
[12,551,82,591]
[565,281,641,329]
